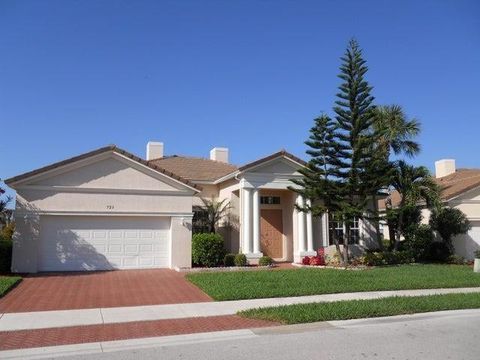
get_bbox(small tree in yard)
[389,161,439,250]
[430,207,470,253]
[198,197,231,234]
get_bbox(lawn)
[0,277,21,298]
[239,293,480,324]
[186,264,480,301]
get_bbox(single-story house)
[6,142,378,273]
[380,159,480,260]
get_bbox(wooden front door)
[260,209,283,258]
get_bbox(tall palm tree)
[371,105,421,248]
[389,161,439,249]
[374,105,421,158]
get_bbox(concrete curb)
[1,287,480,331]
[0,329,257,360]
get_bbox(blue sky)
[1,0,479,201]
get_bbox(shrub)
[447,255,466,265]
[362,250,415,266]
[427,242,451,262]
[224,253,236,267]
[474,250,480,259]
[302,256,311,265]
[430,207,470,250]
[234,254,247,267]
[192,233,226,267]
[309,256,325,266]
[325,251,342,267]
[259,256,273,266]
[0,240,12,273]
[404,224,434,261]
[0,223,15,241]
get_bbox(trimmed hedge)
[192,233,226,267]
[0,240,12,273]
[362,250,415,266]
[259,256,273,266]
[234,254,247,267]
[224,253,236,267]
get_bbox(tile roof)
[5,145,201,191]
[237,150,307,172]
[379,168,480,209]
[149,156,238,182]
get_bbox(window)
[260,196,281,205]
[329,214,360,245]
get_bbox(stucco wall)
[10,154,197,272]
[170,217,193,269]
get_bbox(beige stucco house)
[6,142,376,273]
[381,159,480,260]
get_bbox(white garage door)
[38,216,171,271]
[453,221,480,260]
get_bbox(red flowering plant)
[302,256,311,265]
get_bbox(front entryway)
[260,209,283,258]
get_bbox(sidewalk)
[2,309,479,360]
[1,287,480,331]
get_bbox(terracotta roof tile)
[149,156,238,182]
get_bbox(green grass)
[0,276,21,298]
[239,293,480,324]
[186,264,480,301]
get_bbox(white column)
[242,188,252,253]
[297,195,306,253]
[252,188,261,254]
[322,212,330,247]
[306,199,314,252]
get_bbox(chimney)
[146,141,164,160]
[210,147,229,163]
[435,159,456,178]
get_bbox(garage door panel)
[38,216,171,271]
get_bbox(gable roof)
[149,156,238,182]
[379,168,480,209]
[238,150,306,172]
[5,145,201,191]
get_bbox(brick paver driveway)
[0,269,211,313]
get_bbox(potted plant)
[474,250,480,273]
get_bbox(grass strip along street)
[239,292,480,324]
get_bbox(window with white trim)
[329,214,360,245]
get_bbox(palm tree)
[200,197,231,234]
[389,161,439,249]
[371,105,421,248]
[374,105,421,158]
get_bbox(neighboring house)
[6,142,377,273]
[381,159,480,260]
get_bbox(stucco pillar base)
[246,252,264,265]
[295,250,317,263]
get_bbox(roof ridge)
[152,155,238,167]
